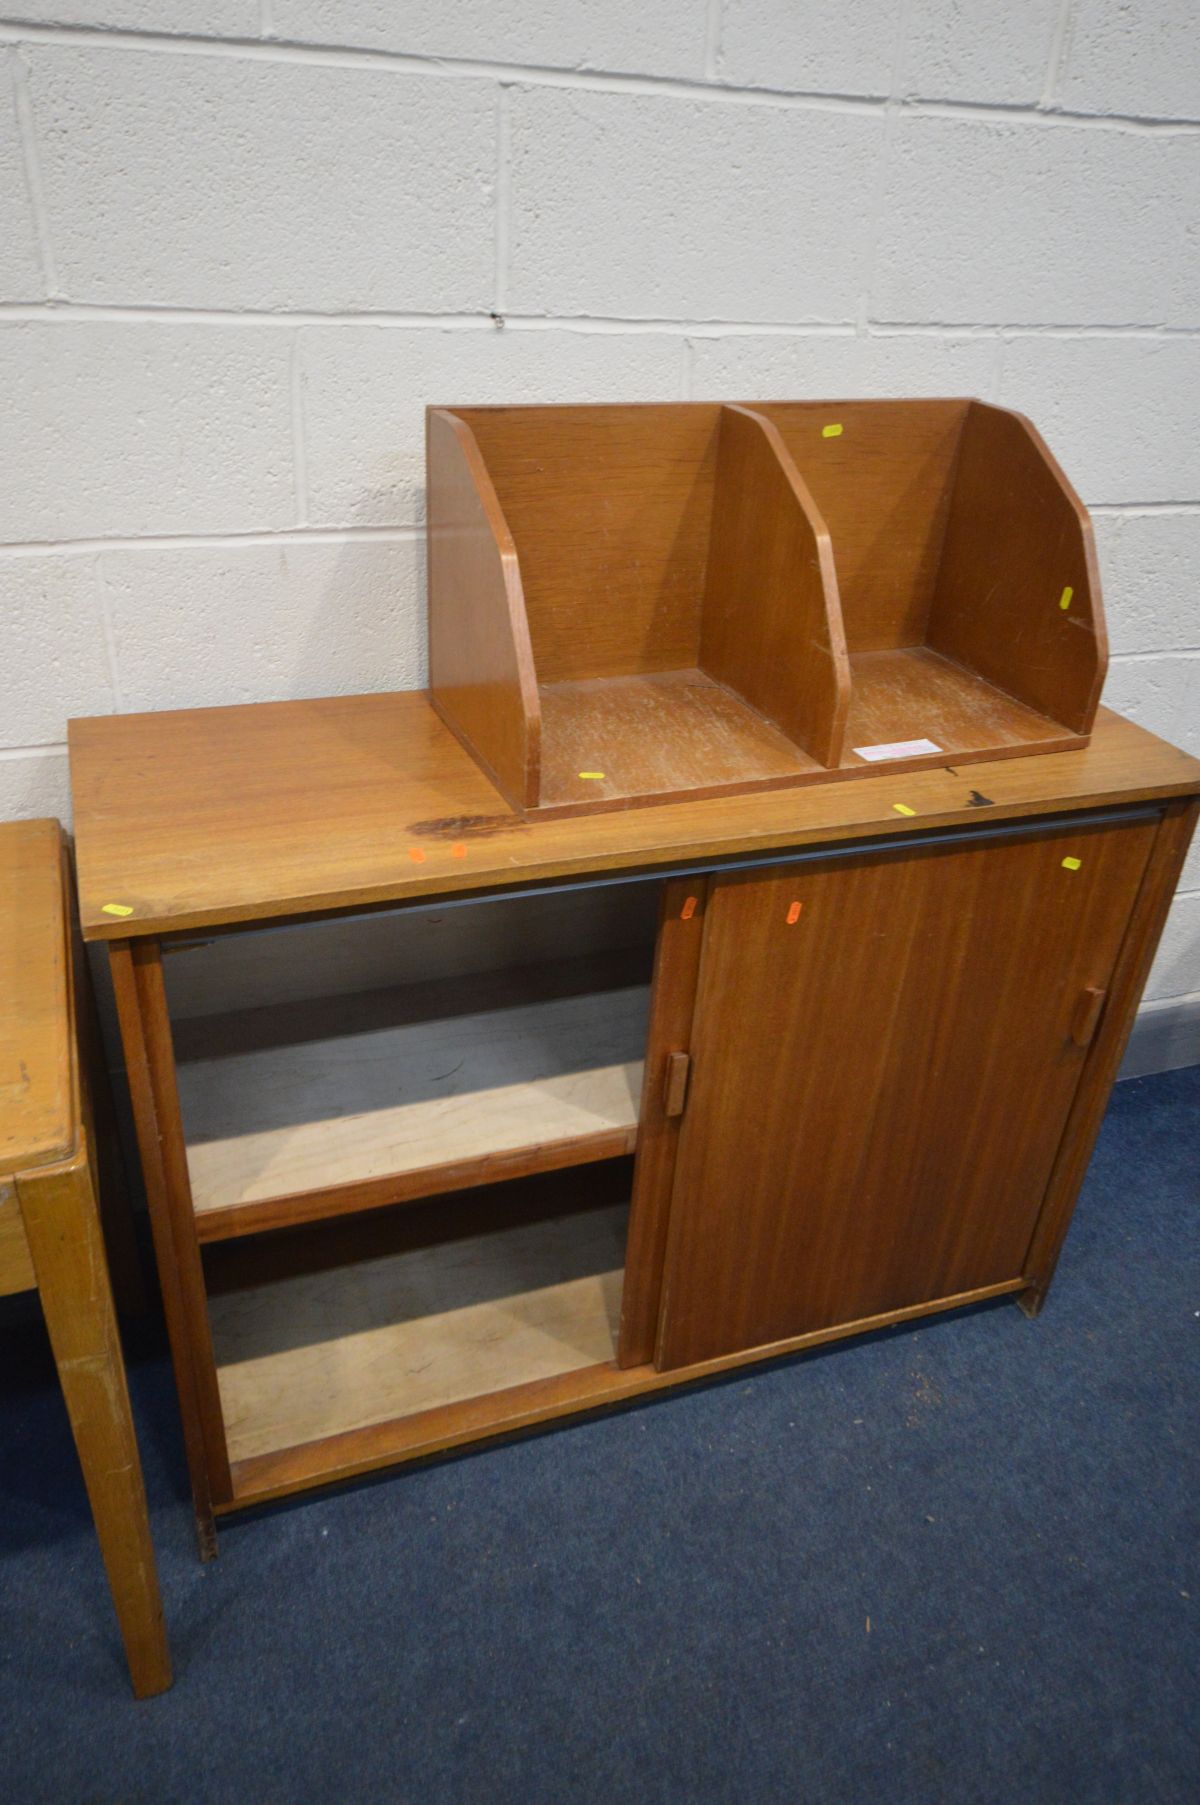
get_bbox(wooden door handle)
[1069,986,1106,1048]
[663,1051,690,1118]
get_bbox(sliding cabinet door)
[655,816,1156,1370]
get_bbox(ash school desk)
[67,694,1199,1557]
[1,818,170,1698]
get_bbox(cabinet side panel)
[928,401,1106,735]
[656,816,1156,1370]
[700,406,849,767]
[427,408,541,812]
[1021,797,1199,1311]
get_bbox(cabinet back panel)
[455,405,722,685]
[757,400,968,654]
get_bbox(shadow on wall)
[285,480,428,724]
[81,480,431,1190]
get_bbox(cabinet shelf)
[209,1201,629,1468]
[840,646,1076,769]
[538,668,821,812]
[176,969,649,1242]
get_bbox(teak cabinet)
[68,692,1199,1556]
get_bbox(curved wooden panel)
[928,400,1107,736]
[700,404,849,767]
[426,408,541,812]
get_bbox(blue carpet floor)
[1,1066,1197,1804]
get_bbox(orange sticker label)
[786,900,802,925]
[451,842,467,859]
[680,895,698,920]
[407,847,426,864]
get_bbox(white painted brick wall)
[0,0,1196,1016]
[5,3,258,31]
[997,337,1200,503]
[299,326,685,526]
[102,538,425,711]
[690,329,999,400]
[716,0,901,98]
[507,88,885,322]
[1060,0,1200,120]
[0,323,294,539]
[0,554,114,741]
[0,61,41,298]
[1091,513,1200,656]
[898,0,1062,105]
[25,47,497,310]
[270,2,707,79]
[874,117,1198,327]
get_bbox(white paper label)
[852,737,943,762]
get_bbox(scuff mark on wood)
[406,813,524,842]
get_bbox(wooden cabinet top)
[68,691,1200,943]
[0,818,76,1176]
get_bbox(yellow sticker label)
[822,423,843,439]
[892,803,916,817]
[578,771,605,781]
[1062,856,1082,871]
[102,903,134,918]
[1059,585,1074,611]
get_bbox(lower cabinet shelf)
[208,1198,629,1469]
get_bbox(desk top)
[69,692,1200,943]
[0,819,76,1177]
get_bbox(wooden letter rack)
[428,399,1106,816]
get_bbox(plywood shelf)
[176,976,649,1241]
[840,647,1082,771]
[209,1202,629,1466]
[538,669,822,813]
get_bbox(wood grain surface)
[700,404,848,765]
[655,813,1157,1368]
[0,819,76,1175]
[756,399,968,652]
[536,669,821,812]
[929,402,1105,736]
[455,403,721,684]
[179,982,648,1231]
[70,697,1200,942]
[210,1203,629,1463]
[0,1179,36,1295]
[426,408,541,811]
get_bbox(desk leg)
[18,1146,172,1699]
[110,939,230,1560]
[64,842,145,1319]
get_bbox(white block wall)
[0,2,1197,1015]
